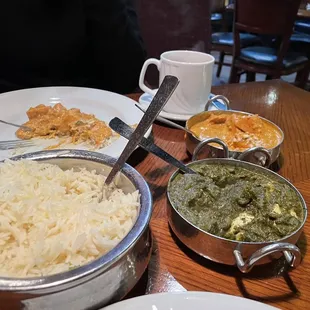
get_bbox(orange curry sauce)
[190,113,281,151]
[16,104,112,148]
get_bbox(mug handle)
[139,58,160,96]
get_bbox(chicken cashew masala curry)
[190,113,282,152]
[16,104,112,148]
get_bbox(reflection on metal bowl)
[167,158,307,273]
[0,150,153,310]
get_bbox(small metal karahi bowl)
[0,149,153,310]
[167,157,307,273]
[185,106,284,167]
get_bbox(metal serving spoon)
[105,75,180,186]
[109,117,196,175]
[134,104,200,138]
[135,94,230,138]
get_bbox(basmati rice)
[0,160,139,278]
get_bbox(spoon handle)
[109,117,196,175]
[135,104,192,133]
[105,75,179,185]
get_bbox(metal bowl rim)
[0,149,153,292]
[167,158,307,246]
[185,110,284,152]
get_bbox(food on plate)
[0,160,139,277]
[169,163,303,242]
[16,103,113,148]
[190,112,282,151]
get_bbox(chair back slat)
[233,0,302,68]
[234,0,301,36]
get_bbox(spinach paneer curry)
[169,164,304,242]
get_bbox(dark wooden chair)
[210,0,228,33]
[229,0,310,88]
[210,0,233,31]
[212,31,259,78]
[211,0,259,78]
[290,2,310,77]
[295,19,310,34]
[292,18,310,57]
[291,30,310,57]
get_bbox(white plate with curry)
[0,86,151,159]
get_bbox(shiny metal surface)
[233,242,302,273]
[0,139,35,150]
[192,138,272,168]
[237,146,272,167]
[109,117,196,175]
[105,75,179,185]
[134,95,230,138]
[204,95,230,111]
[185,110,284,166]
[135,103,195,135]
[0,119,32,131]
[0,149,153,310]
[167,158,307,272]
[192,138,229,161]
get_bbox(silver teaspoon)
[109,117,196,175]
[105,75,179,186]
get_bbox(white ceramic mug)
[139,50,215,115]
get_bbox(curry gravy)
[190,113,282,151]
[16,103,112,148]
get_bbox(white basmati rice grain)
[0,160,139,277]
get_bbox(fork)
[0,139,35,150]
[0,120,32,131]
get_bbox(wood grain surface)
[125,80,310,310]
[298,9,310,18]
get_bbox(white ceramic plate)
[0,86,151,160]
[103,292,278,310]
[138,91,228,121]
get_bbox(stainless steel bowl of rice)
[0,149,153,310]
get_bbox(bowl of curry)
[185,110,284,165]
[167,158,307,273]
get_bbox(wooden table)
[298,9,310,19]
[125,80,310,310]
